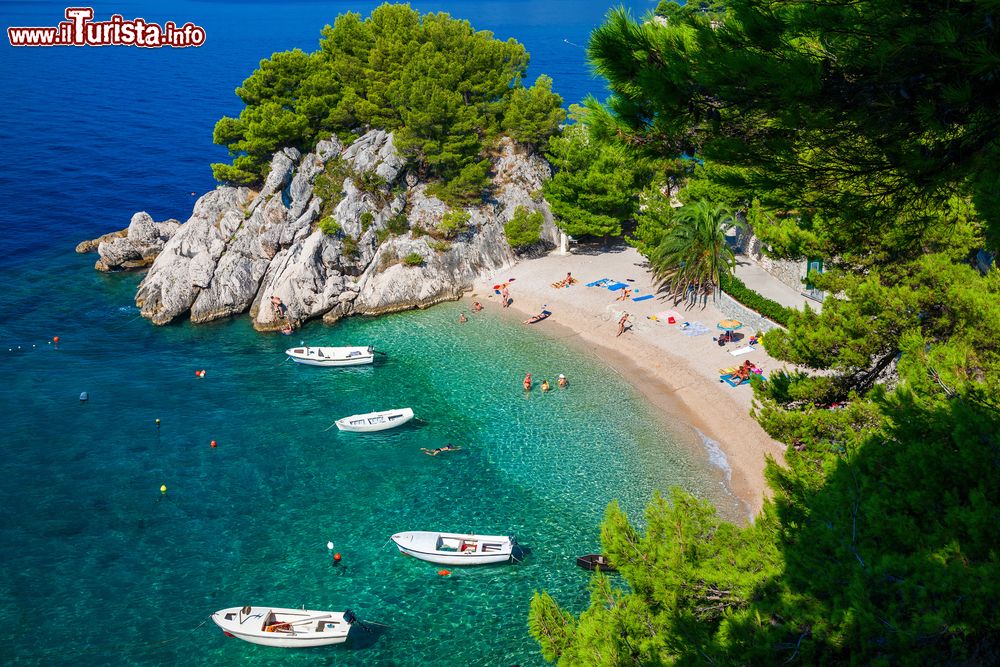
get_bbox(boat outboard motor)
[343,609,358,625]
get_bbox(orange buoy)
[53,336,60,343]
[334,552,342,562]
[210,440,217,448]
[438,569,451,576]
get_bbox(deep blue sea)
[0,2,738,664]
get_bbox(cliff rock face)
[88,130,554,330]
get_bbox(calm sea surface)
[0,2,738,664]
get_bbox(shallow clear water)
[0,1,742,664]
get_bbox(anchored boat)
[390,531,517,565]
[211,605,358,648]
[336,407,415,433]
[285,346,374,367]
[576,554,617,572]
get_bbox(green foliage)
[211,4,563,197]
[532,2,1000,664]
[543,110,654,238]
[503,206,543,250]
[647,200,741,298]
[386,212,409,237]
[313,158,352,218]
[430,159,491,207]
[318,216,341,236]
[359,211,374,232]
[588,1,1000,250]
[402,252,424,266]
[502,75,566,147]
[340,234,359,257]
[428,239,452,253]
[718,273,793,326]
[438,209,470,239]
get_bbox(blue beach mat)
[606,282,629,291]
[632,294,654,302]
[720,373,767,387]
[586,278,610,287]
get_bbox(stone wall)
[732,227,808,292]
[714,291,785,334]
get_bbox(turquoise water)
[0,1,741,663]
[0,254,738,665]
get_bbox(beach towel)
[721,373,765,387]
[679,322,711,337]
[586,278,610,287]
[606,282,629,291]
[632,294,654,302]
[729,345,756,356]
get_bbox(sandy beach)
[471,246,787,517]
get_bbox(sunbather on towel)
[616,288,632,301]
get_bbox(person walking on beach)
[501,287,510,308]
[617,313,630,337]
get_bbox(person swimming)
[422,444,462,456]
[523,372,532,391]
[541,379,551,392]
[558,373,568,388]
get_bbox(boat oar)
[285,614,333,627]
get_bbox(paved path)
[733,256,823,312]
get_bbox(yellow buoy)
[160,484,167,494]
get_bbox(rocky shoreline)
[78,130,557,331]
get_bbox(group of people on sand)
[523,372,568,392]
[729,360,761,385]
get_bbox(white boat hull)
[285,346,374,367]
[211,606,354,648]
[336,408,414,432]
[391,531,515,566]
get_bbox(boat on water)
[211,606,358,648]
[390,531,517,565]
[576,554,617,572]
[285,346,374,367]
[336,407,415,432]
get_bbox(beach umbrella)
[717,319,743,331]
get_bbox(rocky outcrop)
[77,212,180,271]
[86,129,555,331]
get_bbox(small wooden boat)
[211,606,357,648]
[390,531,517,565]
[576,554,616,572]
[336,407,414,432]
[285,346,374,367]
[523,310,551,324]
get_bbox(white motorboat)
[336,407,415,433]
[211,606,357,648]
[285,346,374,367]
[390,531,517,565]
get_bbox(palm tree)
[649,200,742,300]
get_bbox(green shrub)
[402,252,424,267]
[504,206,544,250]
[718,273,793,326]
[319,216,342,236]
[357,171,387,193]
[341,234,359,257]
[429,239,452,253]
[376,228,391,244]
[313,158,352,217]
[386,213,409,236]
[438,210,471,239]
[360,211,374,232]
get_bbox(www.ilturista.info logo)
[7,7,206,48]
